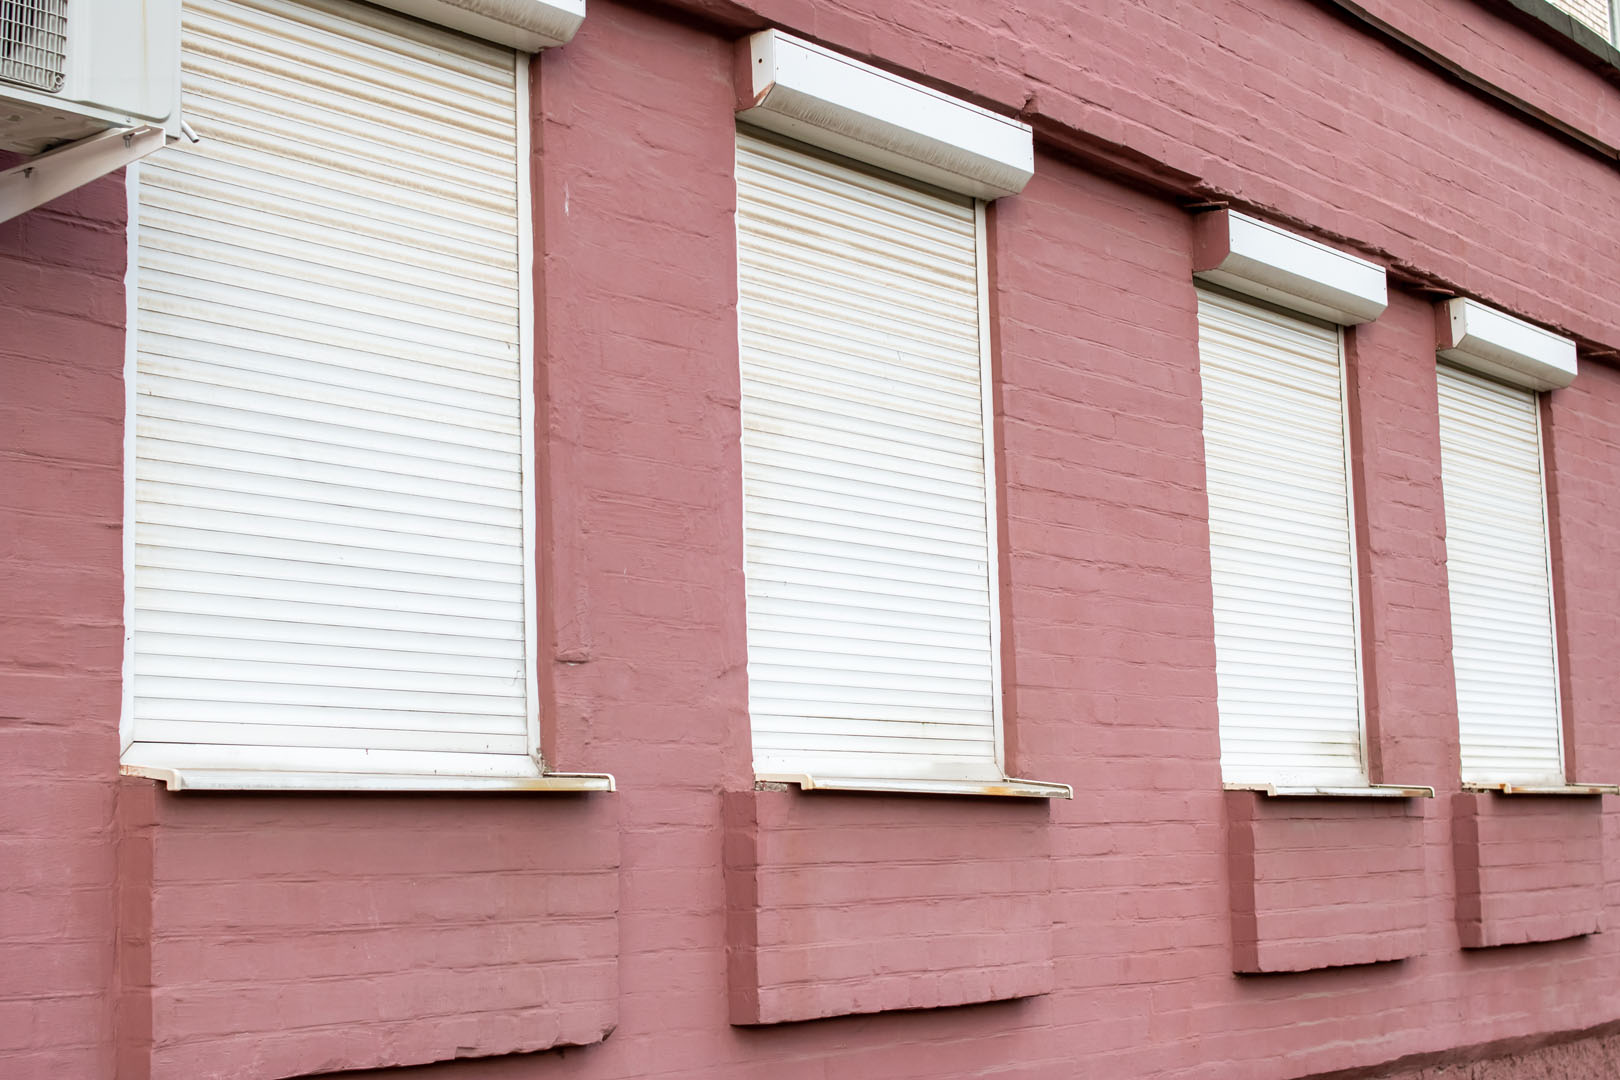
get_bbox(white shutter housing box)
[366,0,584,49]
[1436,298,1578,392]
[734,28,1034,201]
[1193,210,1388,326]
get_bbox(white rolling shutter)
[1436,365,1564,784]
[735,131,1002,783]
[126,0,534,776]
[1197,289,1365,786]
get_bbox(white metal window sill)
[756,773,1073,799]
[1225,782,1436,798]
[1462,781,1619,796]
[121,764,615,793]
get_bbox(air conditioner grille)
[1,0,68,93]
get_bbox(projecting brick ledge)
[1452,792,1604,949]
[117,781,620,1080]
[1226,791,1428,974]
[723,789,1054,1025]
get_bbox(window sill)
[756,773,1072,799]
[1462,781,1619,796]
[1225,782,1435,798]
[121,763,615,793]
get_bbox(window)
[735,130,1005,787]
[1197,289,1367,788]
[1436,366,1564,785]
[730,30,1061,797]
[120,0,551,785]
[1432,297,1584,791]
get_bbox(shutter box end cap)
[1436,298,1577,392]
[1193,210,1388,326]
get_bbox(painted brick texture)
[1227,793,1427,973]
[651,0,1620,356]
[723,790,1053,1024]
[116,783,619,1080]
[0,169,128,1080]
[4,1,1620,1079]
[1453,794,1604,948]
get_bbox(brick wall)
[3,1,1620,1078]
[651,0,1620,355]
[0,169,128,1079]
[723,790,1054,1024]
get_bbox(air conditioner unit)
[1,0,181,155]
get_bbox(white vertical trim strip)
[1534,397,1567,777]
[1337,328,1371,779]
[974,200,1006,775]
[121,162,142,755]
[515,49,541,766]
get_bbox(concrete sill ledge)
[121,764,616,793]
[1226,782,1436,798]
[1462,781,1619,796]
[756,773,1073,799]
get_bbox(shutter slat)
[133,719,528,754]
[138,502,520,566]
[137,436,520,510]
[137,610,524,660]
[141,154,513,261]
[131,0,529,771]
[137,545,519,602]
[1437,365,1563,784]
[138,460,520,528]
[1198,289,1365,786]
[137,524,520,585]
[139,631,522,678]
[135,654,525,699]
[738,132,1000,780]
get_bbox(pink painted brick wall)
[657,0,1620,352]
[723,791,1053,1024]
[1227,793,1427,973]
[0,168,128,1080]
[1453,794,1604,948]
[4,1,1620,1079]
[1344,295,1461,791]
[115,783,619,1080]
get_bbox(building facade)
[3,0,1620,1077]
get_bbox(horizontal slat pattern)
[1197,290,1365,786]
[737,132,1000,782]
[130,0,528,768]
[1437,365,1564,783]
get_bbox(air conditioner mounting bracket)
[1,125,168,226]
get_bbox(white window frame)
[735,132,1066,800]
[117,39,606,793]
[1439,364,1573,793]
[1199,289,1375,793]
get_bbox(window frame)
[1436,361,1568,788]
[116,31,594,792]
[733,130,1065,799]
[1196,285,1372,791]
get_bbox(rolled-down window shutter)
[1436,365,1564,784]
[1196,289,1365,786]
[735,131,1001,783]
[126,0,534,776]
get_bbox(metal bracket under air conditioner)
[1,124,168,225]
